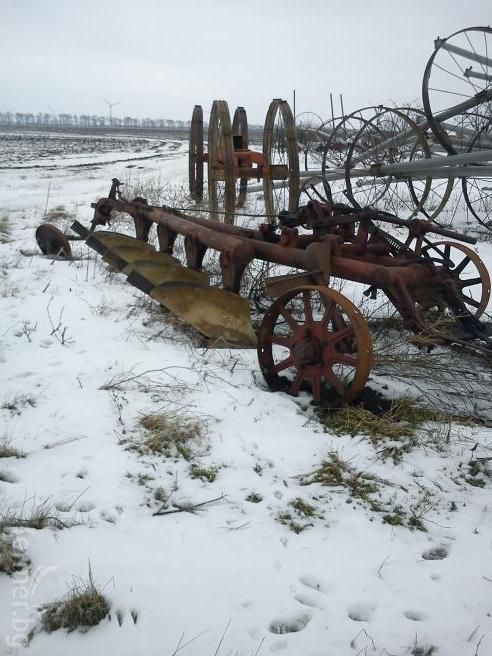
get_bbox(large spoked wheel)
[462,128,492,231]
[422,26,492,155]
[263,99,300,224]
[345,107,431,216]
[421,240,491,317]
[257,286,372,403]
[189,105,204,202]
[232,106,250,208]
[321,112,370,205]
[208,100,236,224]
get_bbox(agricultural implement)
[67,176,491,404]
[35,24,492,404]
[189,99,300,223]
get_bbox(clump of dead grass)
[131,408,206,461]
[37,566,109,635]
[0,498,75,532]
[0,435,25,459]
[0,531,27,575]
[316,397,454,463]
[300,452,383,510]
[0,215,11,243]
[276,497,323,534]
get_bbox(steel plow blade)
[124,256,209,293]
[150,282,257,347]
[86,231,151,256]
[101,242,160,271]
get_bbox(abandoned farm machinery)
[36,24,492,404]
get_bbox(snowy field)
[1,131,492,656]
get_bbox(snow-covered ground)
[1,132,492,656]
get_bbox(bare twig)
[153,494,226,517]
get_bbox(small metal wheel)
[462,128,492,231]
[208,100,236,223]
[189,105,204,201]
[422,26,492,155]
[345,107,431,216]
[232,106,250,208]
[262,99,300,223]
[36,224,71,258]
[257,286,372,403]
[421,240,491,317]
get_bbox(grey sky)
[1,0,490,124]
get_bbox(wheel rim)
[208,100,236,224]
[345,107,431,217]
[232,106,249,208]
[189,105,204,201]
[421,240,491,317]
[263,99,300,224]
[257,286,372,403]
[461,127,492,231]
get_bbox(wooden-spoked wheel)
[257,286,372,403]
[421,240,491,317]
[189,105,204,202]
[208,100,236,223]
[262,99,300,224]
[232,106,250,208]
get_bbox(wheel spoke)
[319,299,335,326]
[460,276,482,289]
[302,290,313,324]
[461,294,481,308]
[289,370,304,396]
[324,367,345,397]
[454,255,471,275]
[332,353,358,367]
[309,373,322,402]
[279,307,299,331]
[330,325,355,344]
[269,334,294,347]
[272,355,295,374]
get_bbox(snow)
[1,131,492,656]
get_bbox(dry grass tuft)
[316,397,454,463]
[133,409,206,461]
[0,531,27,575]
[0,436,25,459]
[301,452,384,511]
[0,499,75,532]
[38,567,109,634]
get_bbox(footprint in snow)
[422,546,448,560]
[298,574,329,595]
[269,612,312,635]
[347,602,376,622]
[294,592,325,610]
[404,609,427,621]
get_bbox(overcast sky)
[0,0,490,124]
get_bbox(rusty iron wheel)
[35,224,72,258]
[257,286,372,403]
[232,106,250,208]
[262,99,300,224]
[208,100,236,224]
[421,240,491,317]
[189,105,204,201]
